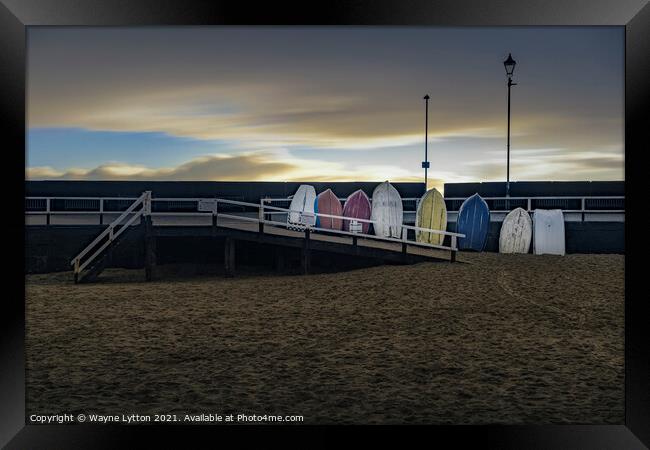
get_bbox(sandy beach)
[25,253,624,424]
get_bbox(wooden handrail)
[213,198,464,252]
[70,191,150,274]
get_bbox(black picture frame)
[2,0,648,447]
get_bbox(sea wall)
[453,221,624,254]
[26,180,426,201]
[26,221,624,274]
[24,180,624,274]
[443,181,624,197]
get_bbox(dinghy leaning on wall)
[342,189,372,234]
[499,207,532,254]
[533,209,566,255]
[456,193,490,251]
[287,184,317,230]
[370,181,404,238]
[314,188,343,230]
[415,188,447,246]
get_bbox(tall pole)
[423,94,430,189]
[506,77,512,198]
[503,53,516,200]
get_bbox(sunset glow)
[27,27,624,191]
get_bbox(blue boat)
[456,193,490,251]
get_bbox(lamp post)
[422,94,430,190]
[503,53,517,198]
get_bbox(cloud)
[28,82,506,151]
[26,150,455,189]
[26,27,624,186]
[462,149,624,181]
[27,28,623,152]
[27,153,294,181]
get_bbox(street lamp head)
[423,94,430,100]
[503,53,516,77]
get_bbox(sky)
[26,27,624,191]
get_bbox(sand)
[25,253,624,424]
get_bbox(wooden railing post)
[258,200,265,233]
[73,258,80,284]
[302,228,311,274]
[450,235,457,263]
[142,191,154,281]
[144,213,155,281]
[143,191,152,216]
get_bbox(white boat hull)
[499,207,532,254]
[371,181,403,238]
[533,209,565,256]
[288,185,317,228]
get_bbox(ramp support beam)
[274,246,286,273]
[144,215,156,281]
[224,237,236,277]
[302,229,311,274]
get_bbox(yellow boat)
[415,188,447,245]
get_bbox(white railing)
[42,193,462,262]
[70,191,151,279]
[34,191,626,278]
[214,198,464,253]
[444,195,625,214]
[28,194,625,218]
[261,196,421,216]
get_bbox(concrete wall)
[24,180,624,274]
[446,221,624,254]
[26,220,624,274]
[26,180,426,202]
[443,181,624,197]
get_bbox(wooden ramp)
[71,192,462,283]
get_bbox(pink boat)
[342,189,372,234]
[315,189,343,230]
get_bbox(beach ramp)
[67,192,463,282]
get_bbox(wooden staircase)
[74,226,144,283]
[71,191,151,283]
